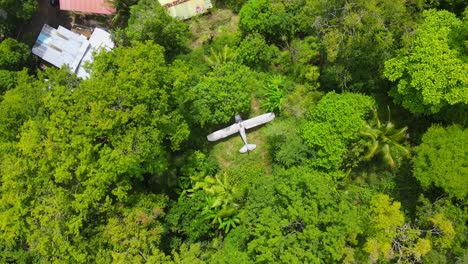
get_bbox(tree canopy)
[413,125,468,199]
[384,9,468,114]
[1,1,467,263]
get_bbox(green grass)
[208,100,274,188]
[187,9,239,49]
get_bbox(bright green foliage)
[237,33,279,70]
[0,42,189,262]
[261,75,286,114]
[413,125,468,199]
[361,107,410,169]
[171,243,205,264]
[0,38,31,71]
[191,62,257,127]
[384,9,468,114]
[116,0,190,58]
[0,70,44,142]
[240,167,361,263]
[301,92,375,170]
[364,194,405,262]
[0,69,16,93]
[363,194,434,263]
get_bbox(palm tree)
[204,45,237,68]
[361,107,410,169]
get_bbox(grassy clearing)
[187,9,239,49]
[208,98,274,187]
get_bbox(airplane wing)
[242,112,276,130]
[207,123,240,141]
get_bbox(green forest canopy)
[0,0,467,263]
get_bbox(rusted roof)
[59,0,116,15]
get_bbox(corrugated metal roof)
[159,0,212,20]
[32,25,115,78]
[76,28,115,79]
[32,24,89,72]
[59,0,116,14]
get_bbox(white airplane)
[207,113,275,153]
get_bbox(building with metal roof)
[32,24,89,73]
[59,0,116,15]
[76,28,114,79]
[32,24,114,79]
[159,0,212,20]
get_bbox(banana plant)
[361,107,410,169]
[204,45,237,68]
[191,173,240,234]
[261,75,286,114]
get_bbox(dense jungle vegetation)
[0,0,467,263]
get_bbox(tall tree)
[301,92,374,170]
[191,62,258,127]
[0,38,32,71]
[384,9,468,114]
[413,125,468,199]
[115,0,190,59]
[0,42,190,262]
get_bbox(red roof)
[59,0,116,14]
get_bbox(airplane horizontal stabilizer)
[239,144,256,153]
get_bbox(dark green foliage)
[314,0,414,92]
[115,0,190,59]
[0,69,45,142]
[0,0,38,36]
[416,196,468,262]
[361,107,411,169]
[0,38,32,70]
[165,191,212,244]
[287,36,321,84]
[413,125,468,199]
[239,167,361,263]
[0,1,466,262]
[237,33,279,70]
[266,118,308,167]
[191,62,257,127]
[238,0,296,45]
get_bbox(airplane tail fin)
[240,144,256,154]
